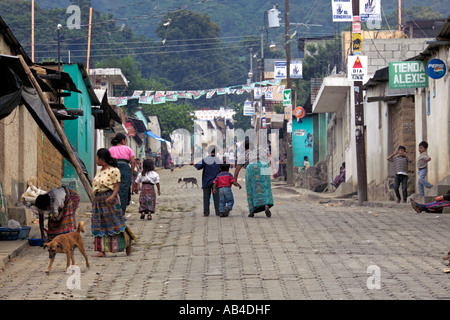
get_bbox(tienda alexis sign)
[389,61,428,89]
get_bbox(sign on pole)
[389,61,428,89]
[274,61,303,79]
[352,33,362,55]
[243,100,255,116]
[331,0,353,22]
[283,89,291,105]
[360,0,381,21]
[347,55,368,81]
[274,61,287,79]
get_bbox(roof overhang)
[312,75,350,113]
[89,68,128,87]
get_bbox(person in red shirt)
[213,164,242,217]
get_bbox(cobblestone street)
[1,166,450,300]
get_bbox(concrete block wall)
[362,38,431,77]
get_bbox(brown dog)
[44,221,89,273]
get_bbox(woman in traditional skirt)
[91,148,135,257]
[35,187,80,240]
[410,190,450,213]
[234,140,274,218]
[135,159,161,220]
[109,133,135,216]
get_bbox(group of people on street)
[192,140,274,218]
[34,133,449,263]
[387,141,433,203]
[35,133,162,258]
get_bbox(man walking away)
[191,148,221,216]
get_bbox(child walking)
[417,141,433,197]
[213,163,241,217]
[135,159,161,220]
[387,145,412,203]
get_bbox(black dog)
[178,177,199,188]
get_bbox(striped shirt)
[389,155,410,175]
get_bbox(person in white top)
[135,159,161,220]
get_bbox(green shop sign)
[389,61,428,89]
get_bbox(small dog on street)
[178,177,199,188]
[44,221,89,273]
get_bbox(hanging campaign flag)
[165,91,178,101]
[178,91,193,99]
[331,0,353,22]
[206,89,216,99]
[360,0,381,21]
[117,97,128,107]
[153,95,166,104]
[217,88,229,95]
[139,96,153,104]
[132,90,143,98]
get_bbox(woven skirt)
[245,161,274,214]
[92,190,135,253]
[139,183,156,213]
[47,188,80,239]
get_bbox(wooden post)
[351,0,368,205]
[86,7,93,74]
[18,55,95,203]
[285,0,294,185]
[31,0,34,62]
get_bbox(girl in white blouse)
[135,159,161,220]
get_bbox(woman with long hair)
[91,148,135,257]
[109,133,135,215]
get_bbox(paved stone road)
[1,166,450,300]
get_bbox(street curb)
[0,224,41,270]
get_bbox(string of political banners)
[116,79,284,107]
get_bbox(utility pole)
[285,0,294,185]
[352,0,367,205]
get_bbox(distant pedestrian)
[91,148,135,257]
[417,141,433,197]
[278,153,287,181]
[303,156,311,171]
[331,162,346,189]
[387,146,412,203]
[213,163,242,217]
[109,133,135,216]
[410,190,450,213]
[191,148,221,216]
[136,159,161,220]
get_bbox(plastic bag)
[8,219,21,229]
